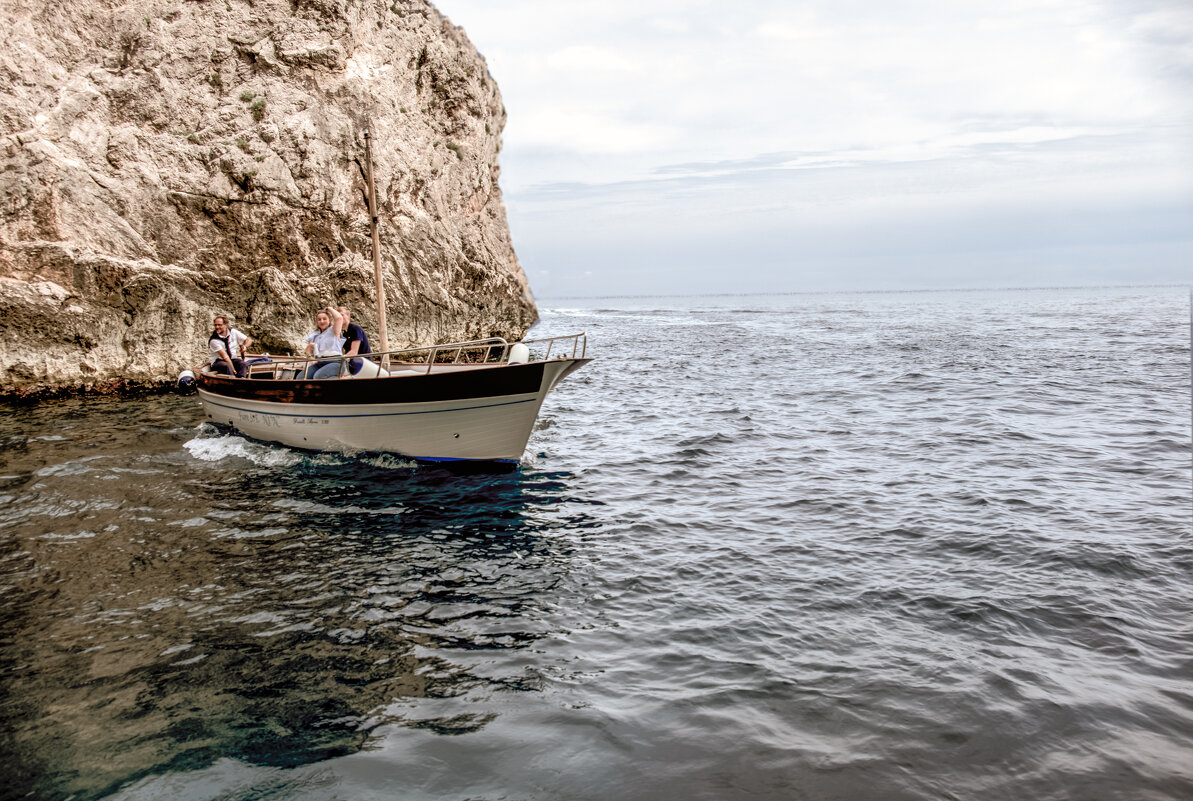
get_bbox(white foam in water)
[541,308,596,316]
[359,453,419,470]
[303,451,354,468]
[183,428,302,467]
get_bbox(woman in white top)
[303,306,346,379]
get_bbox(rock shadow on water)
[0,449,593,801]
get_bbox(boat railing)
[522,332,588,361]
[243,332,587,380]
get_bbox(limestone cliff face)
[0,0,536,398]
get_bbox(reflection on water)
[3,290,1191,801]
[0,397,594,800]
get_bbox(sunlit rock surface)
[0,0,535,398]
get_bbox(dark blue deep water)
[1,287,1191,800]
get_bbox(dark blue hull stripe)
[413,455,519,464]
[199,395,537,419]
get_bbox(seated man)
[209,315,253,378]
[338,306,372,375]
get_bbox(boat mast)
[364,129,390,363]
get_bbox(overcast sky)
[435,0,1193,297]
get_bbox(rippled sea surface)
[1,287,1191,801]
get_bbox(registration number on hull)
[232,411,332,429]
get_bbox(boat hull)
[197,359,588,462]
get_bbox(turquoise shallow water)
[1,286,1191,800]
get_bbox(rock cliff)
[0,0,536,399]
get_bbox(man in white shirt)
[209,315,253,378]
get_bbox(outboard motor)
[176,369,196,392]
[509,343,530,364]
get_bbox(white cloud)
[487,5,1178,144]
[513,109,676,155]
[545,45,638,72]
[436,0,1193,292]
[754,17,830,43]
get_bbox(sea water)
[0,286,1190,801]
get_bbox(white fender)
[350,359,390,378]
[509,343,530,364]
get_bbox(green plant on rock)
[250,98,266,121]
[236,136,250,152]
[239,90,255,102]
[207,72,223,88]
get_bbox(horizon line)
[536,283,1189,301]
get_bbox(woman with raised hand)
[303,306,346,379]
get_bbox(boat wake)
[184,424,424,471]
[183,424,303,467]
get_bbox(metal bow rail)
[242,333,587,380]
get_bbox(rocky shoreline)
[0,377,179,405]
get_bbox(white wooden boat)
[195,131,589,464]
[197,335,589,463]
